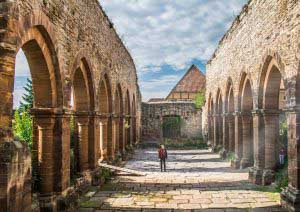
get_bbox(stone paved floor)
[79,148,286,211]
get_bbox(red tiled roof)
[168,65,206,95]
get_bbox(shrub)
[13,108,33,149]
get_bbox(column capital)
[240,111,252,117]
[30,108,63,116]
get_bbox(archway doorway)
[240,76,254,168]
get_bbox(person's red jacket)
[158,148,167,159]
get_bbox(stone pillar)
[218,114,223,146]
[223,113,229,151]
[213,115,218,149]
[281,109,300,211]
[99,118,108,161]
[240,113,254,169]
[249,110,264,184]
[75,115,89,171]
[232,112,242,168]
[208,115,213,145]
[228,113,235,152]
[262,110,279,185]
[32,113,57,211]
[88,113,98,169]
[122,117,127,153]
[112,116,120,159]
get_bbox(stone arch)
[8,25,64,198]
[225,78,235,152]
[215,88,223,147]
[124,89,131,146]
[71,57,95,172]
[258,55,287,109]
[113,83,124,155]
[207,93,215,145]
[17,26,63,109]
[256,56,286,181]
[132,94,137,144]
[239,73,254,168]
[98,74,113,160]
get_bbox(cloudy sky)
[14,0,247,107]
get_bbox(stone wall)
[0,0,141,210]
[205,0,299,108]
[205,0,300,210]
[142,101,202,140]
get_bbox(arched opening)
[258,59,286,184]
[113,84,124,156]
[12,26,64,201]
[71,61,93,177]
[207,94,214,145]
[99,75,112,160]
[216,89,223,147]
[124,90,131,147]
[225,79,235,152]
[240,76,254,168]
[132,94,137,144]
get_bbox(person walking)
[158,145,168,172]
[279,148,285,166]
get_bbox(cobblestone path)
[79,148,286,211]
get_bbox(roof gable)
[167,65,206,98]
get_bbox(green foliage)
[13,108,33,149]
[194,91,205,109]
[162,137,208,150]
[275,158,288,192]
[13,77,33,149]
[20,78,33,110]
[279,117,288,148]
[226,151,236,162]
[124,120,130,129]
[162,116,182,130]
[101,168,112,182]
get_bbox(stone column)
[76,115,89,171]
[223,113,229,151]
[240,112,254,169]
[262,110,279,185]
[227,113,235,152]
[99,117,108,161]
[249,110,264,184]
[121,116,126,154]
[32,113,57,211]
[281,109,300,211]
[88,113,98,169]
[112,115,120,160]
[218,114,223,146]
[232,112,242,168]
[213,115,218,150]
[207,115,213,145]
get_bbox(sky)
[13,0,247,107]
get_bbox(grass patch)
[162,137,208,150]
[80,201,102,208]
[254,186,281,202]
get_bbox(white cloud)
[101,0,247,73]
[15,50,30,76]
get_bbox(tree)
[20,78,33,110]
[194,91,206,109]
[13,77,33,149]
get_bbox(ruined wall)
[0,0,141,210]
[205,0,300,110]
[142,102,202,140]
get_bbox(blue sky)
[14,0,247,107]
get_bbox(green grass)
[254,186,281,202]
